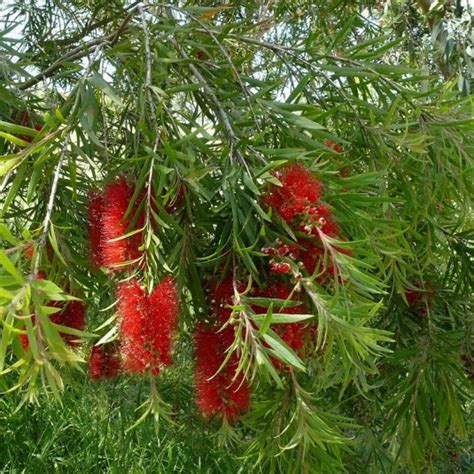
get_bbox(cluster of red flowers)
[89,343,121,381]
[264,164,322,222]
[253,282,315,371]
[194,278,250,422]
[86,177,183,381]
[87,178,144,270]
[116,276,179,375]
[263,163,348,281]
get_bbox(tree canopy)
[0,1,472,472]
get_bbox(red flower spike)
[117,279,149,374]
[19,324,31,350]
[117,277,179,375]
[101,178,144,270]
[89,343,120,381]
[195,324,227,417]
[194,278,250,422]
[209,278,237,307]
[194,322,250,422]
[148,276,179,367]
[299,242,327,277]
[264,164,322,222]
[101,179,132,268]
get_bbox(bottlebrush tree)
[0,1,472,472]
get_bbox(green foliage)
[0,1,472,472]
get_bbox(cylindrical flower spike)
[194,277,250,422]
[101,178,144,270]
[117,276,179,375]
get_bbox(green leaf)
[0,250,23,284]
[88,72,124,108]
[0,120,38,137]
[257,303,273,336]
[253,313,314,324]
[0,223,17,245]
[263,330,306,371]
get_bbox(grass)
[0,374,250,474]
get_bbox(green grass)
[0,376,250,474]
[0,371,471,473]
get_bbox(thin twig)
[32,135,70,276]
[139,4,160,249]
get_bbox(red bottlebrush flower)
[194,277,251,422]
[194,322,250,422]
[209,277,235,306]
[87,191,105,268]
[299,241,327,277]
[89,344,120,381]
[19,322,31,350]
[195,323,227,416]
[147,276,179,367]
[101,179,132,268]
[323,139,343,153]
[264,164,322,222]
[101,178,144,270]
[117,276,179,375]
[117,279,150,374]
